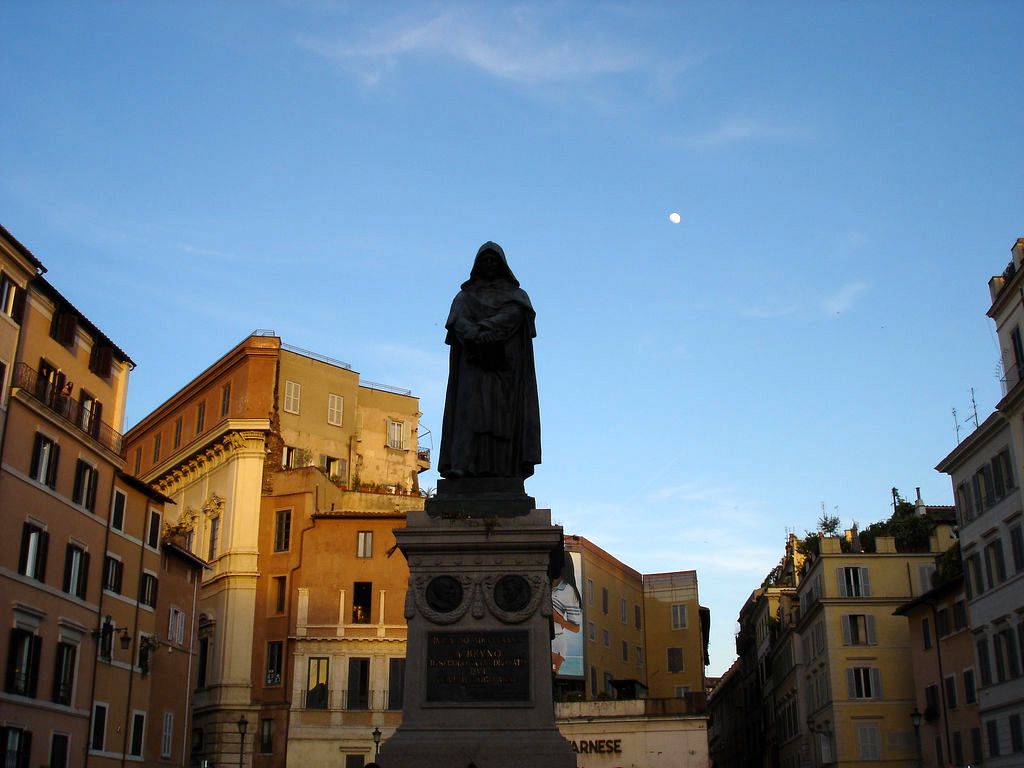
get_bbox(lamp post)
[910,707,922,768]
[372,727,382,758]
[236,716,248,768]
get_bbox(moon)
[668,212,681,224]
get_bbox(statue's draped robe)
[438,243,541,479]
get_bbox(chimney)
[915,487,927,517]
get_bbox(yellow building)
[123,333,429,768]
[0,225,199,768]
[643,571,708,701]
[797,520,957,767]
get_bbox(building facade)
[123,333,429,768]
[0,225,201,768]
[934,236,1024,766]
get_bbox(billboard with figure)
[552,550,584,678]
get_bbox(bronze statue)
[438,242,541,480]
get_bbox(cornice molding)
[152,429,268,497]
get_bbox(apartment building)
[894,575,982,767]
[0,225,200,768]
[123,333,429,768]
[933,236,1024,766]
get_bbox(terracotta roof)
[0,223,47,273]
[34,275,134,367]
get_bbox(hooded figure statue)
[438,242,541,480]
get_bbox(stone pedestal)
[378,498,576,768]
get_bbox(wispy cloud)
[676,117,802,149]
[296,7,647,87]
[821,280,868,315]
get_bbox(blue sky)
[3,1,1022,676]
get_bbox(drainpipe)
[927,601,954,764]
[180,559,201,766]
[119,513,147,768]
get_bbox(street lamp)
[236,716,248,768]
[372,727,382,758]
[910,708,923,768]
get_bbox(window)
[936,607,951,637]
[964,668,977,703]
[173,417,182,450]
[1011,714,1023,753]
[352,581,371,623]
[196,638,209,688]
[306,657,329,709]
[129,712,145,757]
[284,380,301,414]
[636,645,643,667]
[265,641,283,685]
[30,433,59,488]
[925,683,939,714]
[978,638,993,686]
[388,658,405,710]
[2,727,30,768]
[147,509,161,549]
[220,382,231,417]
[671,603,688,629]
[50,308,77,347]
[953,600,968,631]
[18,522,48,582]
[152,433,161,464]
[922,617,932,649]
[635,604,641,629]
[88,343,113,378]
[601,587,609,615]
[984,539,1007,587]
[357,531,373,558]
[387,419,405,449]
[111,490,126,531]
[258,719,273,754]
[988,719,1001,757]
[50,732,70,768]
[282,445,298,468]
[957,481,976,523]
[5,628,41,697]
[587,622,595,642]
[848,667,881,698]
[1011,525,1024,573]
[993,448,1016,498]
[972,727,983,764]
[843,614,875,645]
[995,628,1022,680]
[168,607,186,644]
[0,272,25,322]
[945,675,958,709]
[345,756,364,768]
[195,401,205,433]
[347,657,370,710]
[604,672,614,697]
[139,573,158,608]
[839,566,870,597]
[602,629,609,647]
[274,510,291,552]
[953,731,964,766]
[161,712,174,758]
[91,703,108,751]
[72,460,99,511]
[272,576,287,613]
[586,579,593,605]
[620,598,627,624]
[78,391,102,437]
[667,647,684,673]
[52,642,76,705]
[63,544,89,599]
[321,454,345,479]
[103,555,123,593]
[207,517,220,560]
[621,640,628,662]
[327,394,343,426]
[935,736,944,767]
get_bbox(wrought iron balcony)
[12,363,124,455]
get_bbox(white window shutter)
[837,568,847,597]
[841,615,851,645]
[866,615,877,645]
[860,567,871,596]
[403,422,411,450]
[847,668,856,698]
[871,667,882,698]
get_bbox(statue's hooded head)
[464,241,519,288]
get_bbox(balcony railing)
[12,363,124,455]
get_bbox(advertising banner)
[552,551,584,678]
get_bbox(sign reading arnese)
[426,630,530,702]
